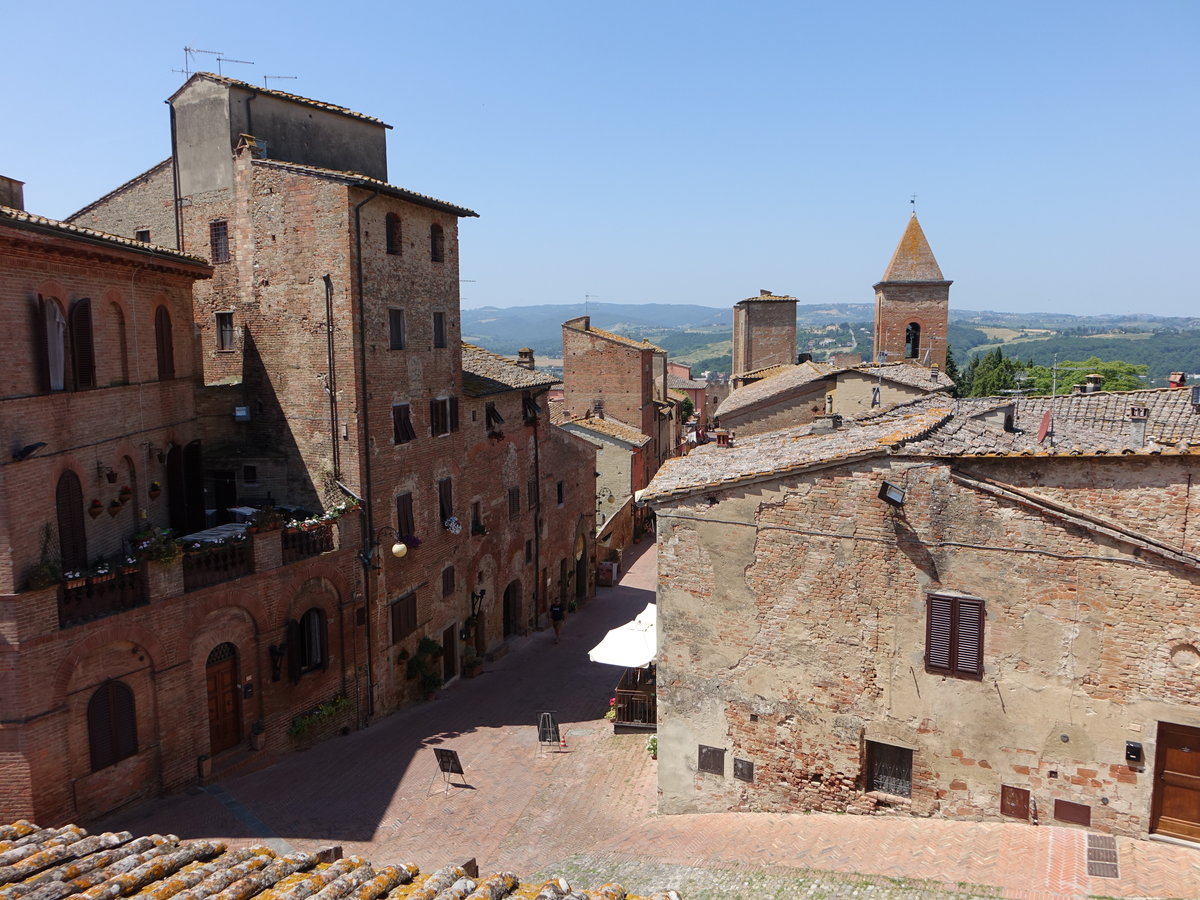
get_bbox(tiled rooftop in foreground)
[0,821,683,900]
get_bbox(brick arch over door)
[52,626,167,710]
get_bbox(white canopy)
[588,603,657,668]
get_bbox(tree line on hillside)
[955,348,1151,397]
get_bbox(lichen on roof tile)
[460,343,559,397]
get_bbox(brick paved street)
[96,536,1200,899]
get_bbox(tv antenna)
[585,293,597,317]
[263,75,298,88]
[176,47,254,78]
[216,56,254,76]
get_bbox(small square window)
[216,312,235,351]
[242,464,258,485]
[392,403,417,444]
[442,566,455,597]
[733,758,754,783]
[209,220,230,264]
[433,311,447,349]
[698,744,725,776]
[866,741,912,798]
[390,592,417,643]
[389,309,406,350]
[134,229,151,243]
[508,486,521,520]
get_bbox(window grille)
[866,741,912,797]
[210,220,230,264]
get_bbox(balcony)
[282,523,334,564]
[59,568,149,629]
[182,542,253,592]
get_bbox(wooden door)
[206,644,241,755]
[1151,721,1200,841]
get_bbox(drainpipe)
[167,103,184,251]
[353,188,381,721]
[323,275,341,480]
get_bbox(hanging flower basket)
[107,499,122,518]
[444,516,462,535]
[88,500,104,519]
[118,485,133,504]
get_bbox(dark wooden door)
[1151,721,1200,841]
[503,581,521,637]
[206,644,241,755]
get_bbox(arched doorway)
[503,580,522,638]
[905,322,921,359]
[205,642,241,755]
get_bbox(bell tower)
[872,215,950,369]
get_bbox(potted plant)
[462,647,483,678]
[406,636,444,698]
[62,570,86,590]
[134,527,180,564]
[118,485,133,504]
[88,499,104,519]
[107,499,122,518]
[148,481,162,500]
[646,735,658,759]
[253,507,285,532]
[197,754,211,778]
[23,525,60,591]
[90,559,115,583]
[118,555,139,576]
[251,719,266,751]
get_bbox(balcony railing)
[183,543,253,592]
[282,523,334,564]
[59,569,149,629]
[613,664,657,732]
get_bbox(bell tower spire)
[872,214,951,369]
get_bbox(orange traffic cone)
[559,735,567,751]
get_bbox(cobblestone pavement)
[97,537,1200,899]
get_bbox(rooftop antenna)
[585,293,597,318]
[216,56,254,76]
[177,46,224,79]
[263,75,299,88]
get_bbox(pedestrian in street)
[550,599,564,643]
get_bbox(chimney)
[0,176,25,210]
[714,428,733,447]
[760,289,772,297]
[1071,383,1086,395]
[812,414,843,434]
[1128,406,1150,446]
[1168,372,1187,389]
[796,352,812,364]
[929,363,940,381]
[516,348,535,370]
[1085,373,1104,393]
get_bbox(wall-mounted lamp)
[11,441,47,461]
[147,443,166,464]
[361,526,409,569]
[98,462,117,483]
[878,481,906,507]
[460,589,486,640]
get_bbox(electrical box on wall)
[233,406,251,422]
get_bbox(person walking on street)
[550,599,565,643]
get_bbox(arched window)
[288,608,326,680]
[155,306,175,380]
[68,299,95,390]
[56,470,87,571]
[904,322,921,360]
[429,224,445,263]
[386,213,402,255]
[87,680,138,771]
[112,302,129,385]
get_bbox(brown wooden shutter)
[56,470,87,571]
[155,306,174,379]
[88,681,136,771]
[955,598,985,676]
[396,492,415,537]
[439,478,453,522]
[69,299,95,390]
[449,397,459,432]
[429,399,439,436]
[111,681,138,761]
[1001,784,1030,820]
[286,619,302,684]
[925,595,953,673]
[34,294,49,392]
[392,406,402,444]
[87,685,115,771]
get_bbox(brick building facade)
[643,389,1200,840]
[731,291,797,377]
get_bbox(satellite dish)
[1037,410,1052,444]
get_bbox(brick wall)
[872,282,949,369]
[733,300,796,375]
[652,455,1200,837]
[68,160,178,249]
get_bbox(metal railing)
[59,568,149,628]
[183,543,253,592]
[282,523,334,564]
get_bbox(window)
[866,741,912,797]
[442,566,455,597]
[296,608,325,672]
[209,220,230,264]
[68,299,95,390]
[432,311,447,349]
[471,500,484,535]
[508,486,521,519]
[56,470,87,571]
[155,306,175,380]
[88,680,137,771]
[925,594,984,678]
[525,539,533,563]
[733,758,755,783]
[112,303,129,386]
[396,492,416,539]
[522,391,541,423]
[134,229,151,243]
[904,322,921,359]
[430,396,459,436]
[430,223,444,262]
[485,401,504,431]
[556,480,564,505]
[39,295,66,392]
[389,309,406,350]
[390,592,417,643]
[528,478,539,509]
[242,465,258,484]
[438,477,454,523]
[385,213,402,255]
[698,744,725,776]
[216,312,235,351]
[1001,785,1030,820]
[392,403,416,444]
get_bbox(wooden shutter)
[925,595,953,673]
[69,299,95,389]
[396,492,415,537]
[1001,785,1030,820]
[439,478,453,522]
[286,619,302,684]
[155,306,174,379]
[389,309,405,348]
[87,685,115,771]
[429,399,440,436]
[56,470,87,571]
[111,681,138,761]
[955,598,985,676]
[392,406,404,444]
[449,397,459,432]
[88,681,136,771]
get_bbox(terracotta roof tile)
[174,73,389,127]
[667,374,708,391]
[717,362,835,418]
[736,290,796,304]
[1,205,211,271]
[555,409,650,446]
[845,363,956,392]
[460,344,559,397]
[0,821,678,900]
[254,160,478,218]
[563,320,664,352]
[879,215,946,282]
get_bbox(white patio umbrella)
[588,603,657,667]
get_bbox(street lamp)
[361,525,409,569]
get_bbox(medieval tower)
[731,290,798,376]
[873,215,950,369]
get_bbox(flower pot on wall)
[88,500,103,519]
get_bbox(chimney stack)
[1129,406,1150,446]
[812,414,843,434]
[1085,373,1104,393]
[516,348,535,370]
[1168,372,1187,389]
[0,176,25,210]
[714,428,733,447]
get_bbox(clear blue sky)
[5,1,1197,317]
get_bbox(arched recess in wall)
[905,322,921,360]
[121,455,138,520]
[56,469,87,571]
[154,305,174,380]
[111,301,129,385]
